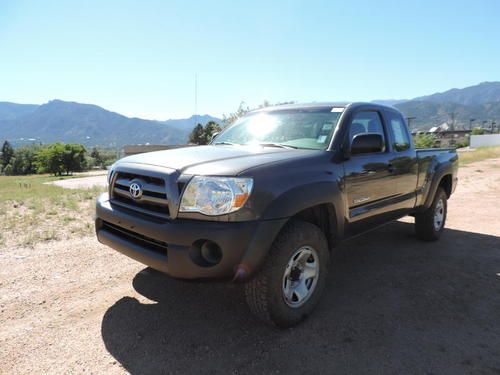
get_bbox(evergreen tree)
[188,123,205,144]
[1,141,14,169]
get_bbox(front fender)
[259,180,345,239]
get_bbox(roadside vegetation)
[0,140,116,176]
[458,146,500,165]
[0,174,105,248]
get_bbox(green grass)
[0,174,105,248]
[458,146,500,165]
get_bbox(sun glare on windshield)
[215,107,342,150]
[246,114,278,140]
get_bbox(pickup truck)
[95,102,458,327]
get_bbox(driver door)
[343,110,398,234]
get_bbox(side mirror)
[210,132,219,143]
[351,133,384,155]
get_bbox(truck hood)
[118,145,320,176]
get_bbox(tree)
[90,147,104,168]
[471,127,484,135]
[188,122,222,145]
[203,121,222,144]
[222,101,250,128]
[413,133,436,148]
[1,141,14,169]
[222,100,294,128]
[11,146,38,175]
[62,143,87,175]
[189,123,205,144]
[35,143,65,175]
[3,164,13,176]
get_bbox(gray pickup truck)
[96,102,458,327]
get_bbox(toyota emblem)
[129,181,143,199]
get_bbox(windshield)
[214,107,343,150]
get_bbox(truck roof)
[251,101,397,114]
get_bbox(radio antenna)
[194,73,198,127]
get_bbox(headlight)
[179,176,253,216]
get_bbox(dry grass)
[0,174,105,249]
[458,146,500,165]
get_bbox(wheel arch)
[288,203,339,250]
[259,181,345,248]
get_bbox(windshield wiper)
[213,141,239,146]
[255,142,298,149]
[214,141,298,149]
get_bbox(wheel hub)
[434,198,444,231]
[282,246,320,308]
[289,267,302,281]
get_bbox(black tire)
[415,187,448,241]
[244,220,330,328]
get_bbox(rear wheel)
[415,187,448,241]
[244,220,330,328]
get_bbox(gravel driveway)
[46,171,107,189]
[1,159,499,374]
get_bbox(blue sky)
[1,0,499,119]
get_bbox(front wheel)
[415,187,448,241]
[244,220,330,328]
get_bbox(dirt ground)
[1,159,499,375]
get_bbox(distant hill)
[0,100,221,147]
[2,81,500,142]
[394,100,500,131]
[161,114,220,129]
[0,102,38,121]
[391,81,500,130]
[413,81,500,106]
[371,99,408,106]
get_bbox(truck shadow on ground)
[101,221,500,375]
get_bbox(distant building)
[429,122,450,133]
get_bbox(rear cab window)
[385,111,411,151]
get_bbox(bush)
[413,133,436,148]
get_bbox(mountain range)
[0,100,220,148]
[1,81,500,147]
[392,81,500,130]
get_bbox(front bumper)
[95,193,287,280]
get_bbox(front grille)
[110,171,170,219]
[102,221,168,255]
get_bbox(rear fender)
[421,162,453,211]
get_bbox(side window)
[386,112,411,151]
[349,111,385,152]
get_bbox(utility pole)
[469,118,475,131]
[448,112,456,131]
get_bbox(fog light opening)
[189,240,222,267]
[200,241,222,265]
